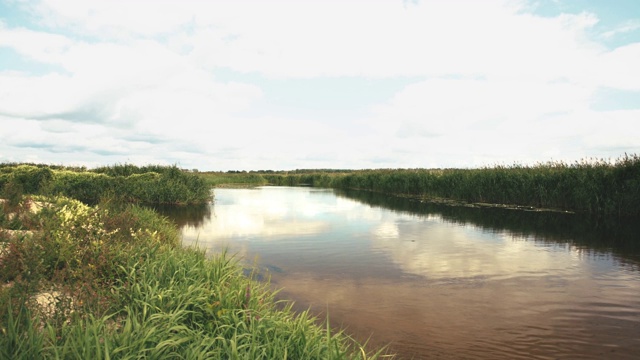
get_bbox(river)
[156,186,640,359]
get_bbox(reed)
[197,172,269,188]
[261,155,640,217]
[90,163,175,177]
[262,173,337,187]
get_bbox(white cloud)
[0,25,72,66]
[600,19,640,39]
[26,0,605,79]
[361,76,605,166]
[176,0,605,81]
[0,0,638,169]
[594,43,640,90]
[30,0,198,37]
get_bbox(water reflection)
[152,203,211,228]
[370,220,575,279]
[157,187,640,264]
[336,188,640,268]
[159,187,640,359]
[177,187,350,240]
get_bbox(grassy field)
[0,193,389,359]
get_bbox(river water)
[156,186,640,359]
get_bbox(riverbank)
[0,193,388,359]
[245,154,640,218]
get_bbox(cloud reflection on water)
[181,187,591,284]
[369,217,587,280]
[181,188,354,247]
[172,187,640,359]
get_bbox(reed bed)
[261,155,640,217]
[0,194,389,359]
[196,172,269,188]
[262,173,336,188]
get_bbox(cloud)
[24,0,197,38]
[177,0,605,81]
[24,0,604,79]
[1,0,639,169]
[600,19,640,39]
[360,76,606,165]
[0,24,73,67]
[594,43,640,90]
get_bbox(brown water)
[158,186,640,359]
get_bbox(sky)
[1,0,639,171]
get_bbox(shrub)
[0,163,212,206]
[0,165,53,195]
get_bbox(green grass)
[0,194,391,359]
[197,172,269,188]
[259,155,640,217]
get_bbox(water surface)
[160,186,640,359]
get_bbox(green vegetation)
[262,172,336,188]
[254,155,640,218]
[197,171,269,188]
[0,164,212,205]
[0,193,388,359]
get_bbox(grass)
[196,172,269,188]
[253,154,640,218]
[0,192,391,359]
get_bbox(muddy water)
[158,187,640,359]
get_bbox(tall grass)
[91,163,176,177]
[197,172,269,188]
[262,173,336,188]
[0,195,390,359]
[262,155,640,217]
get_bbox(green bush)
[2,180,24,210]
[49,171,112,204]
[0,165,53,195]
[0,163,212,206]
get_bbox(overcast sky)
[1,0,639,171]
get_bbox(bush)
[0,163,212,206]
[0,165,53,195]
[2,180,24,210]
